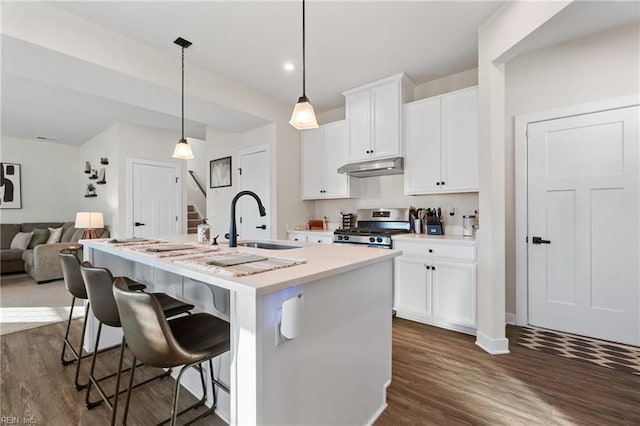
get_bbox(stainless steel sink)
[236,241,302,250]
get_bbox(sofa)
[1,221,108,283]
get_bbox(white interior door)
[132,161,181,238]
[237,145,270,241]
[527,106,639,345]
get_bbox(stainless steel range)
[333,208,410,249]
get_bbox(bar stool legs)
[60,297,89,390]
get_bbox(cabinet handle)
[428,249,433,253]
[441,181,445,186]
[425,265,430,270]
[432,266,436,271]
[436,182,440,186]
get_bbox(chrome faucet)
[228,190,267,248]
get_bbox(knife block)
[426,222,443,235]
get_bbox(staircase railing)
[188,170,206,198]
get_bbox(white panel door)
[441,87,479,191]
[132,162,179,238]
[372,81,401,159]
[404,97,441,194]
[301,128,324,199]
[237,145,270,241]
[323,121,349,198]
[528,106,639,345]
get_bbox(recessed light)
[283,62,295,72]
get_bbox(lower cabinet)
[394,239,477,335]
[287,232,334,244]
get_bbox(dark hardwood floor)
[1,318,639,425]
[376,318,640,426]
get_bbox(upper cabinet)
[301,120,353,200]
[404,86,479,195]
[343,73,415,163]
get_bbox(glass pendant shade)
[289,96,319,130]
[172,138,194,160]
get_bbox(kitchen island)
[81,236,400,425]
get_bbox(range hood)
[337,157,404,178]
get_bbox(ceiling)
[1,1,638,146]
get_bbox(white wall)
[504,21,640,314]
[0,135,79,223]
[78,125,120,233]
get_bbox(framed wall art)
[210,156,232,188]
[0,162,22,209]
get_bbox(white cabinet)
[301,120,352,200]
[393,238,477,334]
[343,73,414,162]
[287,231,334,244]
[404,86,479,195]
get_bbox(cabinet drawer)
[394,240,476,262]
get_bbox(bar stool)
[80,263,195,426]
[58,250,146,390]
[113,277,231,426]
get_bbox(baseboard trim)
[475,331,510,355]
[366,380,391,425]
[505,312,516,325]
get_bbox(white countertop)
[82,235,400,296]
[287,229,335,236]
[392,233,478,246]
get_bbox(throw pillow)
[10,232,33,250]
[47,227,63,244]
[28,228,50,249]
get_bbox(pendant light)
[289,0,319,130]
[172,37,195,160]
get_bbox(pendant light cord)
[302,0,306,98]
[181,46,185,141]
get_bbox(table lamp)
[75,212,104,239]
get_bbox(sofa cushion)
[1,249,25,262]
[21,222,64,233]
[47,227,63,244]
[10,232,32,250]
[21,249,33,264]
[28,228,50,249]
[61,224,78,243]
[1,224,21,250]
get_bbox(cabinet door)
[310,235,333,244]
[371,81,401,159]
[431,260,476,327]
[403,97,442,194]
[323,121,350,198]
[394,256,431,320]
[288,233,307,243]
[441,87,479,192]
[301,128,325,199]
[346,90,372,162]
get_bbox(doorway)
[236,144,271,241]
[516,98,639,345]
[127,159,182,238]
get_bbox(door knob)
[134,222,145,227]
[531,236,551,244]
[256,225,267,230]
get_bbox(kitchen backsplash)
[312,174,479,232]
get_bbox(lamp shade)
[75,212,104,229]
[172,139,194,160]
[289,96,319,130]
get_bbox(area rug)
[517,327,640,376]
[0,273,82,335]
